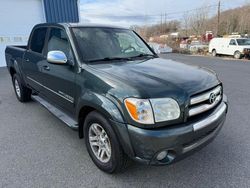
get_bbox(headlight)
[150,98,180,122]
[124,98,154,124]
[124,98,180,124]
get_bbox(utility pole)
[217,0,221,36]
[164,13,167,33]
[160,13,163,34]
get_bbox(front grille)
[188,85,222,117]
[244,49,250,53]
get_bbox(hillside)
[134,4,250,39]
[211,4,250,35]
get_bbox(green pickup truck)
[5,23,228,173]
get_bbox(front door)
[39,27,76,115]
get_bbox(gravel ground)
[0,53,250,188]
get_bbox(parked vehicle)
[189,41,208,52]
[5,23,228,173]
[148,42,173,53]
[209,37,250,59]
[180,40,189,49]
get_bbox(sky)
[80,0,250,27]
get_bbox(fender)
[76,91,135,157]
[76,90,125,138]
[76,91,124,123]
[12,59,28,87]
[6,48,27,87]
[13,59,21,74]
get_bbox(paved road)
[0,54,250,188]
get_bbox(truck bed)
[5,45,27,69]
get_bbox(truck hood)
[89,58,220,100]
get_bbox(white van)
[209,38,250,59]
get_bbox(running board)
[31,95,78,129]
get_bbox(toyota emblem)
[209,93,216,104]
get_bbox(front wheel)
[84,111,128,173]
[212,49,217,57]
[12,74,31,102]
[234,51,242,59]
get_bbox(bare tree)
[188,8,210,35]
[182,12,190,37]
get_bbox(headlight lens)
[124,98,180,124]
[150,98,180,122]
[124,98,154,124]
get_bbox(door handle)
[43,65,50,71]
[25,59,30,62]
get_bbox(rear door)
[22,27,48,92]
[39,27,76,115]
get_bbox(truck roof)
[34,23,129,30]
[212,37,248,40]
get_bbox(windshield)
[236,39,250,46]
[72,27,154,62]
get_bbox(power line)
[81,3,227,27]
[82,4,221,18]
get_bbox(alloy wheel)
[88,123,112,163]
[14,79,21,98]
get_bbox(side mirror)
[47,51,67,65]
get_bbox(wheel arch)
[77,92,136,158]
[9,60,27,87]
[77,92,125,138]
[212,48,217,53]
[9,67,16,77]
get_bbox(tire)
[234,51,242,59]
[84,111,128,173]
[12,74,31,102]
[212,49,217,57]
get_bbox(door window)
[229,39,237,45]
[30,27,47,54]
[47,28,73,60]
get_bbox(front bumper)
[243,49,250,55]
[126,95,228,165]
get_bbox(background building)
[0,0,80,67]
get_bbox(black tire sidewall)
[84,111,123,173]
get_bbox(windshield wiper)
[130,53,157,59]
[88,54,157,63]
[88,57,131,63]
